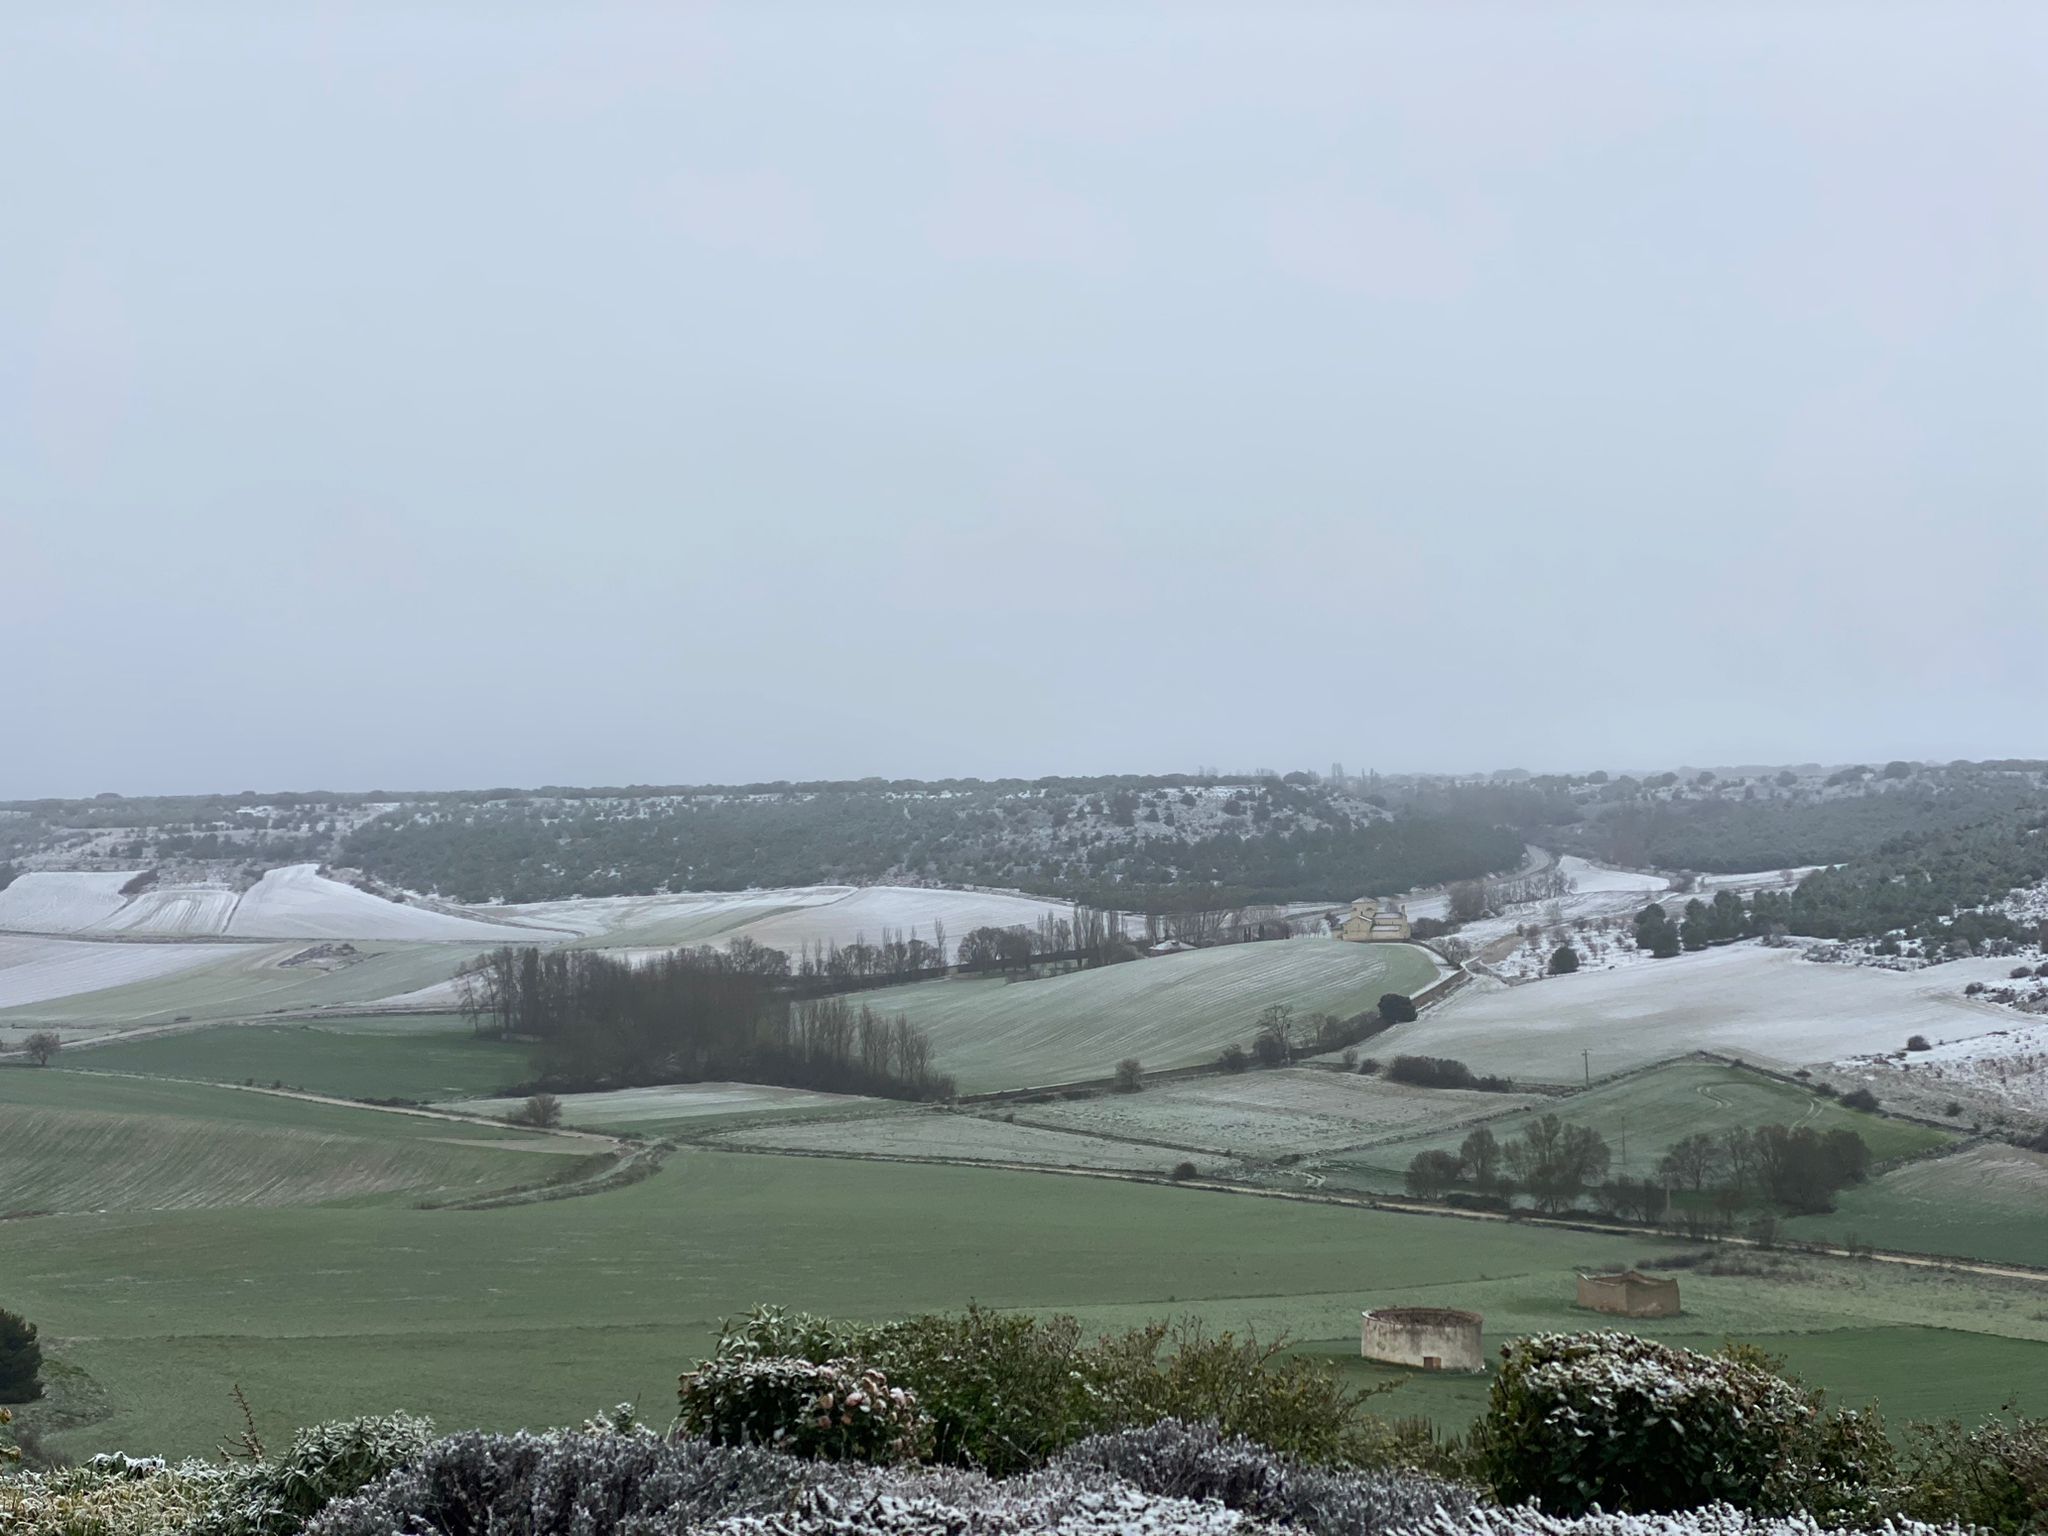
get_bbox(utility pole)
[1582,1049,1591,1088]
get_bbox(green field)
[0,1068,600,1216]
[9,1147,2048,1461]
[862,939,1442,1092]
[1788,1143,2048,1269]
[68,1015,528,1102]
[1316,1060,1954,1193]
[0,942,485,1031]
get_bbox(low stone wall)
[1360,1306,1486,1372]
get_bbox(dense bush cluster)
[0,1414,429,1536]
[687,1305,1412,1477]
[676,1356,925,1464]
[1385,1058,1514,1094]
[1472,1334,1889,1520]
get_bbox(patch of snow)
[227,864,553,942]
[0,871,142,933]
[1383,942,2024,1083]
[0,934,242,1014]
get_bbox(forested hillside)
[336,777,1526,908]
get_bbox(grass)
[1317,1060,1954,1193]
[1009,1069,1536,1158]
[0,942,490,1031]
[1787,1142,2048,1269]
[1298,1326,2048,1435]
[0,1068,599,1215]
[9,1143,2048,1460]
[445,1080,873,1135]
[859,939,1442,1092]
[67,1015,529,1102]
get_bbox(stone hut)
[1360,1307,1485,1372]
[1576,1269,1681,1318]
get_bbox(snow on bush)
[678,1356,926,1464]
[1060,1418,1476,1536]
[1472,1334,1861,1517]
[304,1421,1478,1536]
[1392,1503,1969,1536]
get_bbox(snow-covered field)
[0,934,243,1014]
[97,886,242,935]
[0,871,140,932]
[1012,1069,1537,1157]
[0,864,559,942]
[517,883,1111,953]
[1382,943,2023,1083]
[225,865,557,941]
[713,1106,1237,1175]
[444,1081,865,1129]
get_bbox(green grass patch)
[1787,1142,2048,1269]
[1318,1060,1952,1193]
[69,1016,528,1102]
[0,1068,599,1215]
[8,1140,2048,1461]
[1295,1326,2048,1436]
[861,939,1441,1093]
[0,943,489,1030]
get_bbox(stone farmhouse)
[1339,896,1411,943]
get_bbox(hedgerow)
[688,1304,1404,1474]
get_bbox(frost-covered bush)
[1471,1334,1840,1516]
[1900,1413,2048,1535]
[308,1423,1473,1536]
[1389,1501,1970,1536]
[0,1455,235,1536]
[304,1429,1262,1536]
[190,1412,436,1536]
[692,1304,1391,1475]
[676,1357,925,1464]
[1059,1418,1478,1536]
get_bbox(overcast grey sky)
[3,3,2042,798]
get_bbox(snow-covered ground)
[443,1080,863,1128]
[501,883,1115,954]
[1380,942,2022,1083]
[225,865,565,941]
[1555,855,1669,895]
[0,871,141,932]
[0,934,243,1014]
[96,886,242,935]
[0,863,562,943]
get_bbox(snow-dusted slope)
[225,864,555,941]
[1383,943,2020,1082]
[0,934,242,1011]
[95,886,242,935]
[0,872,142,932]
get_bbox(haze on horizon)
[3,3,2043,802]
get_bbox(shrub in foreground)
[1397,1504,1969,1536]
[1900,1412,2048,1536]
[675,1356,924,1463]
[1471,1333,1888,1518]
[688,1305,1396,1475]
[306,1421,1465,1536]
[189,1412,436,1536]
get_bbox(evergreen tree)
[1548,943,1580,975]
[0,1309,42,1404]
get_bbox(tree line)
[457,945,954,1100]
[1405,1114,1873,1219]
